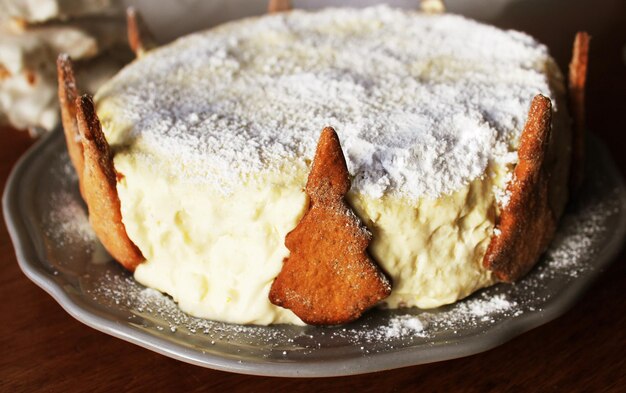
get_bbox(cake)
[57,4,588,326]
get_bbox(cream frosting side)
[117,164,308,325]
[95,6,568,325]
[114,158,496,325]
[351,177,497,310]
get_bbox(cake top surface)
[96,5,559,199]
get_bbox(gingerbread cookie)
[483,95,556,282]
[269,127,391,325]
[75,94,145,271]
[568,31,590,194]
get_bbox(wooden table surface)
[1,3,625,392]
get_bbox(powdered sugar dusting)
[92,274,295,343]
[43,157,96,246]
[457,293,516,319]
[46,191,95,244]
[96,6,561,198]
[542,189,622,277]
[358,314,428,341]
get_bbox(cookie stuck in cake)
[269,127,391,325]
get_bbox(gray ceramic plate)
[4,128,626,377]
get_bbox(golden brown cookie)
[269,127,391,325]
[483,95,556,282]
[56,54,84,196]
[126,7,156,57]
[268,0,292,13]
[568,31,590,194]
[75,94,145,271]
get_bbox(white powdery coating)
[96,6,556,198]
[46,190,95,245]
[542,191,622,276]
[461,293,514,318]
[382,315,427,338]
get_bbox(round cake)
[89,6,571,325]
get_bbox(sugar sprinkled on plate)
[43,157,95,246]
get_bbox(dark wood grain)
[1,2,625,392]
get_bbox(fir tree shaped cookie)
[269,127,391,325]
